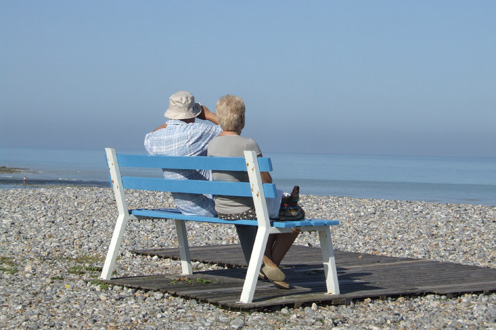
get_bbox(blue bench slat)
[121,177,278,198]
[131,209,259,226]
[130,208,339,228]
[271,219,340,228]
[117,154,273,172]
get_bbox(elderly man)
[144,91,222,216]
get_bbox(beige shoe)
[272,280,290,289]
[261,256,285,282]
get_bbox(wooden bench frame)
[101,147,340,303]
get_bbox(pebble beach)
[1,186,495,329]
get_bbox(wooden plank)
[104,245,496,311]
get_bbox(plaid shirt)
[144,120,222,216]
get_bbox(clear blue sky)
[1,1,495,157]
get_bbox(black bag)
[277,186,305,221]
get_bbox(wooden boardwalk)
[106,245,496,311]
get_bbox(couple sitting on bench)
[144,91,298,289]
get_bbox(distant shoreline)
[0,166,25,174]
[0,177,110,189]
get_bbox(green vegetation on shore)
[0,256,18,274]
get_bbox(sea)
[1,147,495,206]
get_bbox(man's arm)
[197,105,219,125]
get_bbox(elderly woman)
[208,94,298,289]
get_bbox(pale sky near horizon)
[1,1,495,158]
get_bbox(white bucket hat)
[164,91,202,120]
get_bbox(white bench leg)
[175,220,193,275]
[101,214,130,280]
[239,227,270,304]
[318,227,340,295]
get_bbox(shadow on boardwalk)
[107,245,496,311]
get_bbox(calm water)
[1,147,495,206]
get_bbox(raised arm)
[197,105,219,125]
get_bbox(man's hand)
[197,105,207,120]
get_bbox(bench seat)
[131,208,340,228]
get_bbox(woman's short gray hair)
[216,95,245,133]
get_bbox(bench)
[101,147,340,303]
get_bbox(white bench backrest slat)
[244,150,271,229]
[106,148,129,215]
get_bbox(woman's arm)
[258,154,273,183]
[261,172,273,183]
